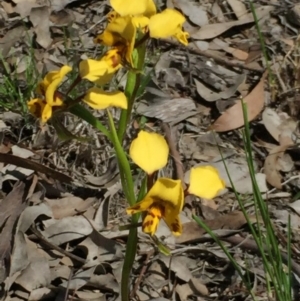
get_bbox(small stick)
[30,226,86,264]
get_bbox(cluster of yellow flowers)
[27,0,226,237]
[27,0,189,124]
[127,131,225,236]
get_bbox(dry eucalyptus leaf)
[0,179,32,282]
[227,0,248,20]
[89,273,119,292]
[235,173,268,194]
[17,203,53,233]
[174,0,209,26]
[9,231,29,277]
[60,266,95,290]
[137,98,197,123]
[14,257,51,291]
[195,73,246,102]
[191,6,273,40]
[189,277,209,296]
[30,6,52,49]
[46,196,96,219]
[288,200,300,215]
[262,108,297,144]
[49,0,80,11]
[264,144,292,189]
[0,26,24,57]
[43,216,93,245]
[210,72,267,132]
[177,211,247,243]
[159,255,192,281]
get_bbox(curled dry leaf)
[264,143,293,189]
[262,108,297,143]
[210,71,267,132]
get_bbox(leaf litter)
[1,0,300,300]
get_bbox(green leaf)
[69,104,111,140]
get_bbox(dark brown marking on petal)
[147,211,156,218]
[142,219,153,230]
[171,221,180,233]
[160,206,165,217]
[34,103,42,117]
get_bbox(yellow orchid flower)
[94,14,149,66]
[79,49,122,85]
[127,178,184,236]
[83,87,127,110]
[188,166,225,199]
[110,0,156,17]
[129,130,169,174]
[127,131,226,236]
[148,9,189,46]
[27,65,71,123]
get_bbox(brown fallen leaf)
[264,143,292,189]
[30,6,52,49]
[0,176,36,282]
[195,74,246,102]
[0,25,24,57]
[227,0,248,20]
[210,71,268,132]
[191,6,273,40]
[176,210,247,244]
[46,196,96,219]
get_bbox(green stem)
[70,104,112,140]
[117,43,146,141]
[107,110,139,301]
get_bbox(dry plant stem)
[162,123,185,187]
[221,235,300,278]
[129,249,154,298]
[30,226,86,264]
[162,39,264,72]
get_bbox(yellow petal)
[41,103,53,123]
[94,30,124,46]
[148,178,184,213]
[129,131,169,174]
[110,0,156,16]
[107,11,120,22]
[27,98,45,118]
[163,210,182,236]
[188,166,225,199]
[45,65,72,105]
[79,51,121,84]
[106,16,136,65]
[148,9,189,45]
[126,197,154,215]
[142,211,160,236]
[83,88,127,110]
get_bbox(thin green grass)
[0,53,38,115]
[193,102,292,300]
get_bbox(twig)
[30,226,86,264]
[130,249,154,298]
[161,39,265,73]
